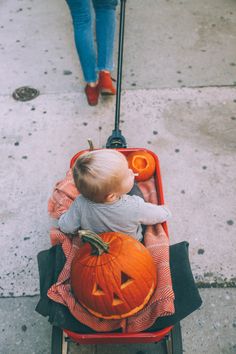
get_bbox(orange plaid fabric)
[47,170,175,332]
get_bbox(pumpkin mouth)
[81,280,156,319]
[133,156,148,170]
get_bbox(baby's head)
[73,149,135,203]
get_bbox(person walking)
[66,0,118,106]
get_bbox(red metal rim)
[64,325,173,344]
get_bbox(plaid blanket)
[47,170,175,332]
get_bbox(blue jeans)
[66,0,118,83]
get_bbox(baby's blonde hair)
[73,149,127,203]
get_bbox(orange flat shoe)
[99,71,116,95]
[85,84,99,106]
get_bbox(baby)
[58,149,171,241]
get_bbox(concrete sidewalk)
[0,289,236,353]
[0,0,236,353]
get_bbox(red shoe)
[85,84,99,106]
[99,71,116,95]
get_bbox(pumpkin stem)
[87,139,94,151]
[78,230,109,255]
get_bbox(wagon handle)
[106,0,127,149]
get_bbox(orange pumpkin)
[127,150,156,182]
[71,230,157,319]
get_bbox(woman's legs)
[94,6,116,72]
[65,0,118,102]
[66,0,97,83]
[93,0,117,94]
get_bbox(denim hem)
[97,66,114,72]
[85,77,98,84]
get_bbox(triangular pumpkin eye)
[121,271,133,289]
[92,283,105,296]
[112,293,123,306]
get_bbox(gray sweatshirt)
[58,194,171,241]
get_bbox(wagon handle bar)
[106,0,127,148]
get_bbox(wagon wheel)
[51,326,68,354]
[163,322,183,354]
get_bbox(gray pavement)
[0,290,236,353]
[0,0,236,353]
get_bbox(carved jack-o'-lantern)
[127,150,156,182]
[71,230,157,319]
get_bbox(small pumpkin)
[127,150,156,182]
[71,230,157,320]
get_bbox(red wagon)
[50,147,183,354]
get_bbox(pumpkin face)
[127,151,156,182]
[71,231,157,319]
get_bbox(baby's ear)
[105,193,117,202]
